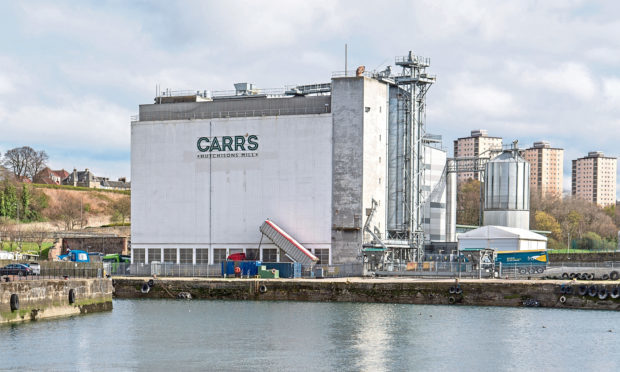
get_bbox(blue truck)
[57,250,98,263]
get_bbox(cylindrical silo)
[483,148,530,229]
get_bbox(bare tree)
[0,224,21,251]
[45,195,87,230]
[27,150,49,181]
[2,146,48,181]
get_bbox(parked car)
[0,264,34,276]
[25,262,41,275]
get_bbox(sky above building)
[0,0,618,197]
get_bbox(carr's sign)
[196,134,259,159]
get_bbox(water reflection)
[1,300,619,371]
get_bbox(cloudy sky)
[1,0,619,196]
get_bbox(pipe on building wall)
[445,171,457,242]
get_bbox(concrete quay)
[1,278,113,324]
[113,277,620,311]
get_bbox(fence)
[302,263,363,278]
[371,261,555,279]
[0,260,104,281]
[496,263,547,279]
[374,261,481,278]
[105,262,363,278]
[104,262,223,278]
[548,261,620,268]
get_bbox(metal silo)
[483,146,530,230]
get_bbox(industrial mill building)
[130,52,451,269]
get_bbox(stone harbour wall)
[113,278,620,311]
[0,279,113,324]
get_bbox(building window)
[263,248,277,262]
[196,249,209,264]
[229,249,243,256]
[246,249,259,260]
[148,248,161,263]
[213,249,227,264]
[133,248,145,263]
[180,249,193,264]
[280,249,293,262]
[163,248,177,263]
[315,249,329,264]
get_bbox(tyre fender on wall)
[10,294,19,311]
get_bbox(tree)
[533,211,561,240]
[20,184,30,221]
[27,150,48,181]
[2,183,18,219]
[45,195,87,230]
[110,197,130,223]
[27,228,50,254]
[3,146,35,179]
[2,146,48,181]
[565,210,584,239]
[457,179,482,225]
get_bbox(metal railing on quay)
[548,261,619,268]
[301,263,363,278]
[376,261,481,278]
[496,263,547,280]
[1,261,104,282]
[107,262,366,279]
[106,263,223,278]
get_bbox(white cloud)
[1,0,620,196]
[1,98,131,151]
[513,62,598,101]
[586,47,620,64]
[602,78,620,108]
[447,80,519,118]
[0,74,13,95]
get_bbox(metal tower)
[394,51,436,262]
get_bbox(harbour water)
[2,299,619,371]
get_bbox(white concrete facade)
[131,76,398,266]
[131,114,333,264]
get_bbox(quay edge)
[113,277,620,311]
[1,278,113,324]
